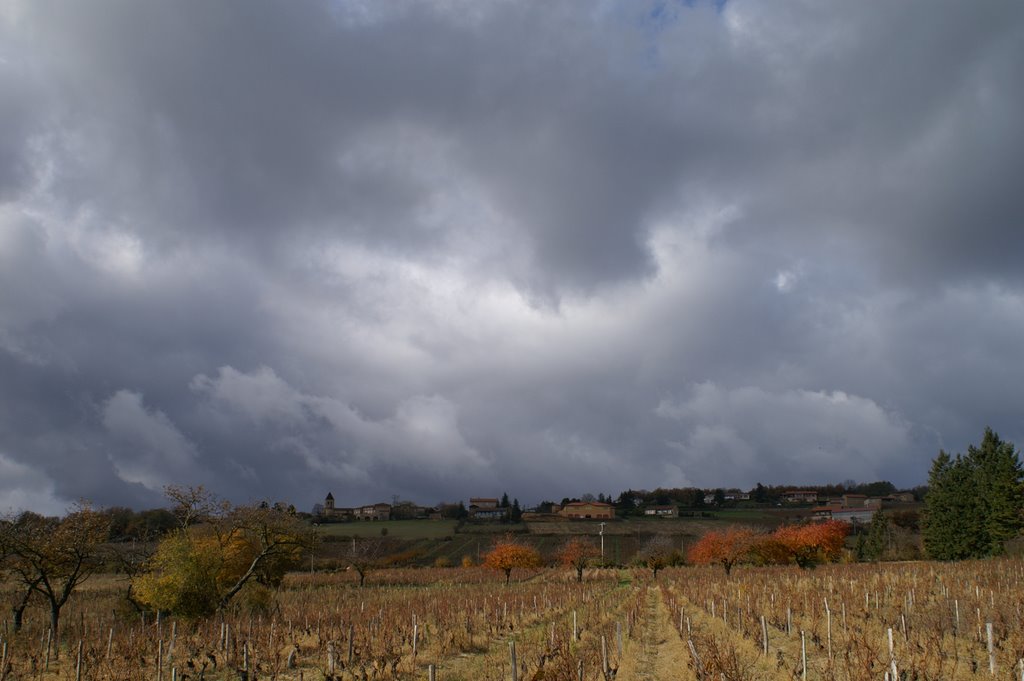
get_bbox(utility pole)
[311,523,319,573]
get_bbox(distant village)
[312,483,920,526]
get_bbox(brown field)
[2,557,1021,680]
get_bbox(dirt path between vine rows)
[615,585,696,681]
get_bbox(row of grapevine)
[660,559,1024,680]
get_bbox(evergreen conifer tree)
[971,427,1024,555]
[923,428,1023,559]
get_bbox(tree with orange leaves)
[766,520,849,569]
[558,538,600,582]
[483,539,541,584]
[687,526,757,575]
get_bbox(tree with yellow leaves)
[134,487,312,618]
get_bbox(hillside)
[311,507,813,568]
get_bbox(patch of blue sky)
[591,0,726,81]
[630,0,726,72]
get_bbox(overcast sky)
[1,1,1022,515]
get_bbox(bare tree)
[557,538,600,582]
[0,504,109,654]
[0,515,42,632]
[348,537,389,587]
[164,484,223,528]
[635,535,679,578]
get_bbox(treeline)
[553,480,913,515]
[8,506,178,543]
[12,502,303,543]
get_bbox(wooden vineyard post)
[348,624,354,665]
[509,640,518,681]
[888,627,897,680]
[616,621,623,656]
[157,638,163,681]
[824,598,832,661]
[761,615,768,656]
[601,635,609,677]
[987,622,995,675]
[75,639,82,681]
[428,663,436,681]
[687,639,706,679]
[106,627,113,660]
[577,659,584,681]
[44,628,52,671]
[800,630,807,681]
[413,623,419,658]
[572,610,578,641]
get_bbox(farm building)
[355,503,392,521]
[561,501,614,520]
[841,493,867,508]
[468,497,507,520]
[832,507,877,524]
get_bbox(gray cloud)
[0,0,1022,512]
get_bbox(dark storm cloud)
[1,0,1022,513]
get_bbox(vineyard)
[3,558,1024,680]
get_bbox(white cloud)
[189,365,308,425]
[657,382,912,486]
[102,390,199,490]
[191,366,488,483]
[774,268,798,292]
